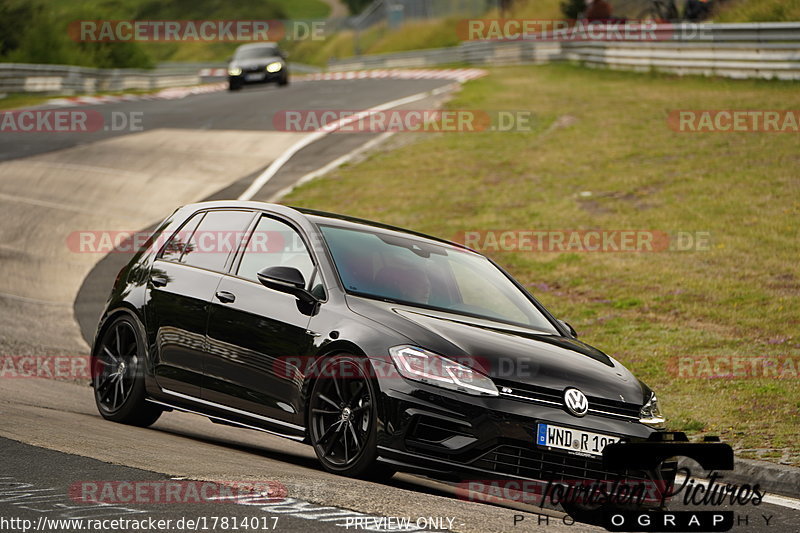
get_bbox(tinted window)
[237,216,315,286]
[235,46,278,59]
[180,210,253,273]
[159,212,204,262]
[320,225,556,332]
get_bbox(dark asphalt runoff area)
[0,437,365,533]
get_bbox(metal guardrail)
[328,22,800,80]
[0,62,322,95]
[1,23,797,95]
[0,63,204,95]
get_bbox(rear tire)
[92,315,162,427]
[308,355,382,478]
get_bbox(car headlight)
[228,67,242,76]
[388,345,498,397]
[266,61,283,73]
[639,391,666,427]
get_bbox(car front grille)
[495,380,641,421]
[470,444,651,484]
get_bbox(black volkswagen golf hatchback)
[92,201,670,503]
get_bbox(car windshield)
[235,46,278,59]
[320,225,557,332]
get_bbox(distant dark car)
[91,202,673,516]
[227,43,288,90]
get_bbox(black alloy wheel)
[92,316,161,426]
[309,355,391,479]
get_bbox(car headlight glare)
[389,345,498,397]
[266,62,283,73]
[639,392,666,427]
[228,67,242,76]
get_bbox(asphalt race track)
[1,78,799,533]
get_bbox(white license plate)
[245,72,265,81]
[536,423,620,457]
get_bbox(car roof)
[179,200,478,255]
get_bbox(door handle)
[215,290,236,303]
[151,277,167,287]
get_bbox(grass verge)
[281,64,800,465]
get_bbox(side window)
[159,212,204,262]
[237,216,315,287]
[180,210,254,273]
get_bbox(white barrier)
[0,62,321,95]
[328,22,800,81]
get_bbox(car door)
[147,209,255,398]
[204,214,320,427]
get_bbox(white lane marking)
[238,83,457,202]
[211,495,430,532]
[762,493,800,510]
[267,131,395,202]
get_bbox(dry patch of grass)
[715,0,800,22]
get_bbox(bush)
[560,0,586,18]
[0,0,153,68]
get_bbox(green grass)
[274,0,330,20]
[281,64,800,464]
[0,93,56,111]
[287,0,566,66]
[38,0,330,19]
[715,0,800,22]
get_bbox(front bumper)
[229,68,284,85]
[373,375,674,506]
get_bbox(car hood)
[347,296,646,404]
[230,57,282,69]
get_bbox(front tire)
[92,315,162,427]
[308,355,391,479]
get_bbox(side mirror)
[257,266,316,304]
[558,320,578,338]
